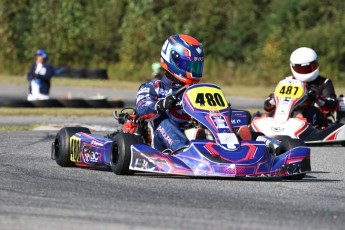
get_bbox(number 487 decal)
[275,85,304,98]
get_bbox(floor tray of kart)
[51,83,311,180]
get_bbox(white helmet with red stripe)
[160,34,204,85]
[290,47,319,82]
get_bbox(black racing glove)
[155,95,178,113]
[308,85,320,103]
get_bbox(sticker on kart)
[186,86,228,111]
[275,81,305,99]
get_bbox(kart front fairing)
[130,140,310,177]
[129,84,310,177]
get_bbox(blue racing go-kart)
[51,83,311,179]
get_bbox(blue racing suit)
[27,62,55,95]
[136,76,190,151]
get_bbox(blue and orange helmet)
[160,34,204,85]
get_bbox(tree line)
[0,0,344,85]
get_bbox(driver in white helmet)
[264,47,337,127]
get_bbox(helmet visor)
[173,54,204,76]
[291,60,318,74]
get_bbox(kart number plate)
[70,136,81,162]
[186,86,228,110]
[275,84,304,98]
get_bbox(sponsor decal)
[82,147,102,163]
[231,119,242,125]
[209,110,221,116]
[157,88,171,97]
[134,158,155,170]
[156,125,173,145]
[210,114,229,129]
[217,133,239,149]
[138,87,150,94]
[194,57,204,61]
[136,94,150,103]
[91,140,104,147]
[271,126,284,132]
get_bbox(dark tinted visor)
[291,60,318,74]
[172,52,204,76]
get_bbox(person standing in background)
[27,49,54,101]
[151,62,164,80]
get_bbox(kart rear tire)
[53,127,91,167]
[110,133,144,175]
[276,138,307,180]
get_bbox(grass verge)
[0,74,273,98]
[0,107,262,117]
[0,124,40,131]
[0,108,120,116]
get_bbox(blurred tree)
[0,0,344,84]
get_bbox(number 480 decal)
[195,93,225,107]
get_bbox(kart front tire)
[276,138,307,180]
[53,127,91,167]
[110,133,144,175]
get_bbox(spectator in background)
[27,49,54,101]
[151,62,164,80]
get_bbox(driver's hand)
[155,95,178,113]
[308,85,320,102]
[308,91,317,102]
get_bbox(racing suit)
[136,76,190,151]
[264,75,337,127]
[27,62,55,100]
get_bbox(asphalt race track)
[0,130,344,230]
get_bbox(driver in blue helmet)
[136,34,204,152]
[27,49,55,101]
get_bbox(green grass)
[0,108,120,116]
[0,74,273,98]
[0,124,40,131]
[0,74,142,90]
[0,107,262,116]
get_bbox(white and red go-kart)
[251,78,345,146]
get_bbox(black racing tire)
[85,69,108,79]
[59,99,90,108]
[110,133,144,175]
[69,68,87,79]
[108,99,125,108]
[53,127,91,167]
[276,138,307,180]
[31,99,64,108]
[0,99,34,108]
[85,99,111,108]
